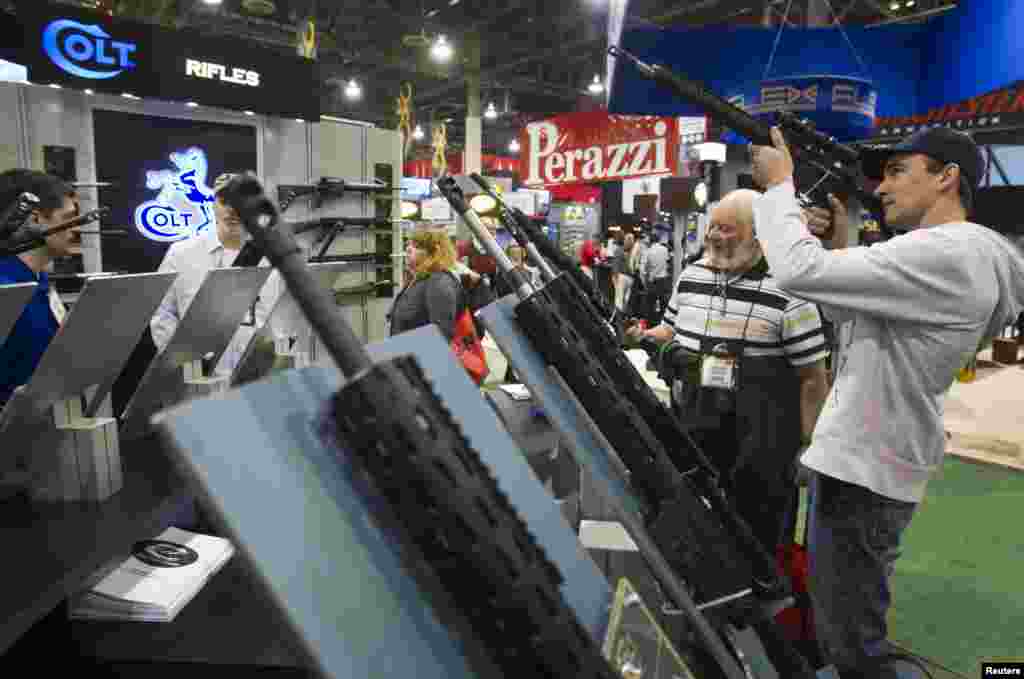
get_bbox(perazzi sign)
[521,112,679,187]
[875,84,1024,136]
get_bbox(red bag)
[451,307,489,385]
[775,542,815,643]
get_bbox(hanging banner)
[520,112,678,188]
[723,75,877,142]
[873,82,1024,138]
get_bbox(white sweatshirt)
[755,181,1024,502]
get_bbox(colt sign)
[520,112,679,187]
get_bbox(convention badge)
[700,343,737,390]
[48,286,67,326]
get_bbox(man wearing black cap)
[749,127,1024,676]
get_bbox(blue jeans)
[807,471,917,674]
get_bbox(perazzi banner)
[520,112,679,187]
[874,83,1024,138]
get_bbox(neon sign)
[42,19,137,80]
[134,147,218,242]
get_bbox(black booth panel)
[94,110,258,275]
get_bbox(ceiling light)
[401,201,421,219]
[185,101,199,107]
[202,0,224,4]
[588,75,605,95]
[484,102,498,120]
[121,92,138,99]
[48,83,62,89]
[508,138,521,153]
[344,78,362,100]
[905,0,915,5]
[469,194,497,214]
[449,0,461,5]
[694,182,709,208]
[244,110,255,116]
[888,1,900,9]
[431,35,453,63]
[296,118,305,123]
[83,89,94,95]
[413,124,425,140]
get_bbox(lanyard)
[701,267,763,355]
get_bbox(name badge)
[700,353,736,390]
[48,287,67,326]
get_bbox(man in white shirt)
[151,173,280,375]
[751,127,1024,675]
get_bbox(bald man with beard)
[629,189,831,555]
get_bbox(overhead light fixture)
[508,138,521,153]
[83,89,94,95]
[905,0,915,5]
[296,118,305,123]
[449,0,461,5]
[431,35,453,63]
[694,182,709,209]
[244,110,256,116]
[588,74,604,95]
[484,102,498,120]
[469,194,498,215]
[413,124,425,140]
[888,1,900,9]
[202,0,224,5]
[121,92,138,99]
[185,101,199,107]
[400,200,421,219]
[48,83,62,89]
[344,78,362,100]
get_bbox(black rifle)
[277,177,393,213]
[438,176,809,679]
[232,216,392,267]
[469,173,618,326]
[218,172,620,679]
[0,207,109,257]
[609,45,890,239]
[0,192,40,241]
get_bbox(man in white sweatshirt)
[750,126,1024,676]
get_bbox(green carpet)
[889,456,1024,675]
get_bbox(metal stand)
[119,267,272,440]
[0,273,175,502]
[153,325,613,679]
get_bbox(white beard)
[705,240,762,272]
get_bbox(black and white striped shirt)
[662,259,829,366]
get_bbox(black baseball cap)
[861,127,985,190]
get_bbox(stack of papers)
[69,527,234,623]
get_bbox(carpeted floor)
[888,456,1024,676]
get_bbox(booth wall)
[0,83,403,343]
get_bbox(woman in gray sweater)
[389,229,460,341]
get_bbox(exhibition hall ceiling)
[32,0,957,151]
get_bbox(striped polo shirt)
[662,258,829,366]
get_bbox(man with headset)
[751,126,1024,675]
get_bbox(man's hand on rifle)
[750,127,794,190]
[803,193,851,250]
